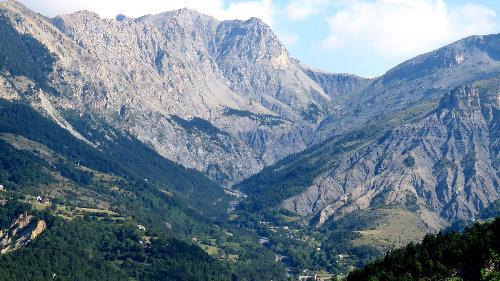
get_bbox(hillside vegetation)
[348,218,500,281]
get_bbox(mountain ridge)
[0,1,499,277]
[0,0,342,186]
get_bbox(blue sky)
[17,0,500,77]
[270,0,500,77]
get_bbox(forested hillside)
[0,99,287,280]
[0,201,231,281]
[348,219,500,281]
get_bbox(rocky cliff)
[0,212,46,254]
[0,0,338,186]
[279,79,499,230]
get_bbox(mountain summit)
[0,0,339,186]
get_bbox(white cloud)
[219,0,275,25]
[276,30,299,47]
[18,0,275,26]
[285,0,328,20]
[323,0,499,59]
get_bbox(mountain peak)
[381,33,500,84]
[136,7,217,26]
[0,0,37,16]
[69,10,101,19]
[0,0,24,9]
[245,16,267,26]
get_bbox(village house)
[36,195,50,205]
[298,273,334,281]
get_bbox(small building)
[164,222,172,229]
[259,237,270,245]
[0,184,4,191]
[36,196,50,205]
[315,274,334,281]
[298,274,333,281]
[137,224,146,231]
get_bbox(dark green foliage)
[368,190,391,209]
[0,139,53,189]
[300,103,321,122]
[170,115,224,136]
[403,155,415,167]
[237,125,376,212]
[56,160,93,185]
[0,12,54,88]
[0,101,113,175]
[0,98,224,238]
[461,152,477,181]
[223,108,284,126]
[433,156,456,172]
[0,205,231,281]
[0,200,30,229]
[404,193,418,211]
[231,208,383,275]
[444,219,472,233]
[236,156,324,211]
[348,218,500,281]
[323,209,380,231]
[0,100,229,218]
[0,100,288,280]
[320,211,383,269]
[480,200,500,220]
[66,112,231,218]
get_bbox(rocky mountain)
[285,79,498,228]
[238,33,500,232]
[316,33,500,139]
[240,77,499,233]
[0,0,341,186]
[0,0,499,276]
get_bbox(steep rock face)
[302,67,371,102]
[212,18,330,119]
[282,79,499,229]
[0,1,338,185]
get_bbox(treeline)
[347,218,500,281]
[0,139,53,189]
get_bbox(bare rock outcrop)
[0,213,47,254]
